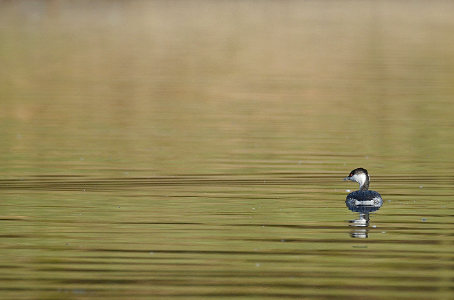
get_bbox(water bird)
[345,188,383,232]
[344,168,382,205]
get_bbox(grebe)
[344,168,382,205]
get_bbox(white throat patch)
[351,173,367,188]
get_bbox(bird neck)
[359,175,369,191]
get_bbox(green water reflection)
[1,1,454,299]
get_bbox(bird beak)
[344,176,351,181]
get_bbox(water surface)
[1,1,454,299]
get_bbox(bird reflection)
[345,198,383,238]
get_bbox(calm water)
[1,1,454,299]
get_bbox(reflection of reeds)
[1,1,454,175]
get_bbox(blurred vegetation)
[1,0,454,177]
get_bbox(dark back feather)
[346,190,381,201]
